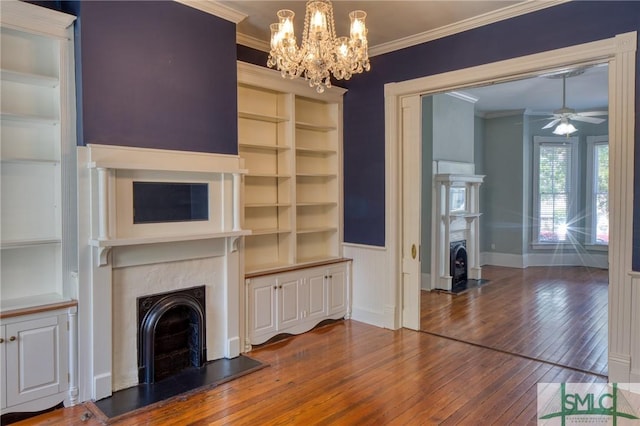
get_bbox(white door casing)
[385,32,636,382]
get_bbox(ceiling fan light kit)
[552,119,578,136]
[267,0,371,93]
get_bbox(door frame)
[384,32,636,382]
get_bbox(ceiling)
[218,0,607,113]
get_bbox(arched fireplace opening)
[137,286,206,384]
[450,240,468,287]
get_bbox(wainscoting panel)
[343,243,389,328]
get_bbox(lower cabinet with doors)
[246,259,351,347]
[0,303,77,416]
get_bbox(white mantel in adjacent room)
[77,144,249,400]
[432,161,484,291]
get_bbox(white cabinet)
[1,305,76,415]
[246,261,351,347]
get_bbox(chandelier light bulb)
[350,11,366,39]
[267,0,371,93]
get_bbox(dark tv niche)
[133,182,209,224]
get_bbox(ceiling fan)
[541,72,607,135]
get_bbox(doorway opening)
[385,32,636,382]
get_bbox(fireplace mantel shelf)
[89,230,251,248]
[87,161,248,175]
[443,212,482,222]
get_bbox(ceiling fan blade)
[570,115,606,124]
[542,119,561,129]
[576,111,608,117]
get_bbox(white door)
[401,95,422,330]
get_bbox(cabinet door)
[327,265,347,316]
[248,277,277,341]
[5,315,65,407]
[277,276,300,329]
[305,270,327,322]
[1,326,5,410]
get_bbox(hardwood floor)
[14,320,605,425]
[421,265,608,377]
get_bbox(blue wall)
[340,1,640,259]
[71,1,238,154]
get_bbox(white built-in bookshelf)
[237,63,345,274]
[0,1,76,312]
[237,62,351,347]
[0,1,78,415]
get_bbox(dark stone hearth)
[90,356,266,422]
[450,278,490,294]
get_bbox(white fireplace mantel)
[433,172,484,291]
[77,144,248,401]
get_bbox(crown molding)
[235,0,570,56]
[369,0,570,57]
[237,32,270,52]
[175,0,247,24]
[446,91,478,104]
[479,109,526,119]
[0,0,75,39]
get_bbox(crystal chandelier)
[267,0,371,93]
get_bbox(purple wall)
[73,1,238,154]
[340,1,640,256]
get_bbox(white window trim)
[586,135,609,249]
[532,135,579,248]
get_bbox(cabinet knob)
[278,285,282,289]
[273,285,277,290]
[0,338,4,344]
[9,336,16,342]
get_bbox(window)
[533,136,578,244]
[586,136,609,245]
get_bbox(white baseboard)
[609,352,631,382]
[421,272,431,290]
[350,307,387,328]
[481,252,526,268]
[226,336,240,358]
[524,252,608,269]
[94,373,113,401]
[481,251,609,269]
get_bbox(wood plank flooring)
[421,265,608,377]
[14,320,605,425]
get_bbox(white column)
[67,307,78,406]
[97,168,109,240]
[469,182,482,279]
[232,173,241,231]
[442,182,452,290]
